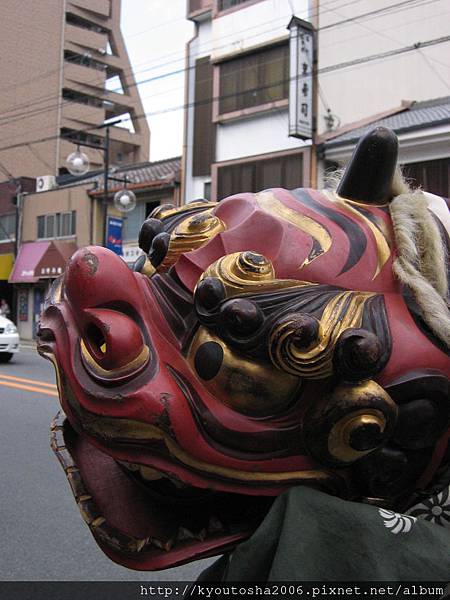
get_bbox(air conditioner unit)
[36,175,57,193]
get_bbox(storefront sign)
[288,17,315,140]
[106,217,123,256]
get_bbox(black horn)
[337,127,398,204]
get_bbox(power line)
[0,0,367,114]
[0,0,437,125]
[0,32,449,157]
[417,49,450,92]
[0,0,440,143]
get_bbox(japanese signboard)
[288,17,315,140]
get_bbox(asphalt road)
[0,346,214,581]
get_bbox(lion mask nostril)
[84,323,107,361]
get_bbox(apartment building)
[0,0,149,180]
[184,0,315,203]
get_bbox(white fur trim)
[390,191,450,349]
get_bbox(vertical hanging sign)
[288,17,315,140]
[106,216,123,256]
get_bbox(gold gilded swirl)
[199,251,311,298]
[328,407,386,463]
[325,191,392,280]
[158,209,226,272]
[150,201,217,221]
[255,191,332,268]
[269,290,375,379]
[140,257,156,278]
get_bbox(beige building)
[10,157,181,339]
[0,0,149,180]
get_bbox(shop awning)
[9,241,78,283]
[0,253,14,281]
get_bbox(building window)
[60,128,102,147]
[37,212,76,239]
[217,153,303,199]
[62,88,103,108]
[65,12,108,34]
[219,43,289,115]
[64,50,106,71]
[0,213,16,242]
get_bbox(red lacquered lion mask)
[38,128,450,570]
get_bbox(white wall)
[318,0,450,133]
[212,0,310,60]
[217,109,308,162]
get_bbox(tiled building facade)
[0,0,149,179]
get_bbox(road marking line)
[0,373,57,389]
[0,380,59,397]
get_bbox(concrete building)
[0,0,149,180]
[183,0,315,203]
[9,157,181,340]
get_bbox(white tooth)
[135,538,150,552]
[177,526,195,541]
[151,538,174,551]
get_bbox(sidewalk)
[20,339,37,350]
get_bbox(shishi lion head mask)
[38,128,450,570]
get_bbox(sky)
[121,1,194,162]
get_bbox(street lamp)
[65,119,135,245]
[114,184,136,213]
[66,146,89,176]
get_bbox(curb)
[19,341,37,349]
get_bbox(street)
[0,346,213,581]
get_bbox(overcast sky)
[121,1,194,162]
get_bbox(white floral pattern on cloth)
[406,484,450,528]
[379,508,417,534]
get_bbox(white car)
[0,315,20,362]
